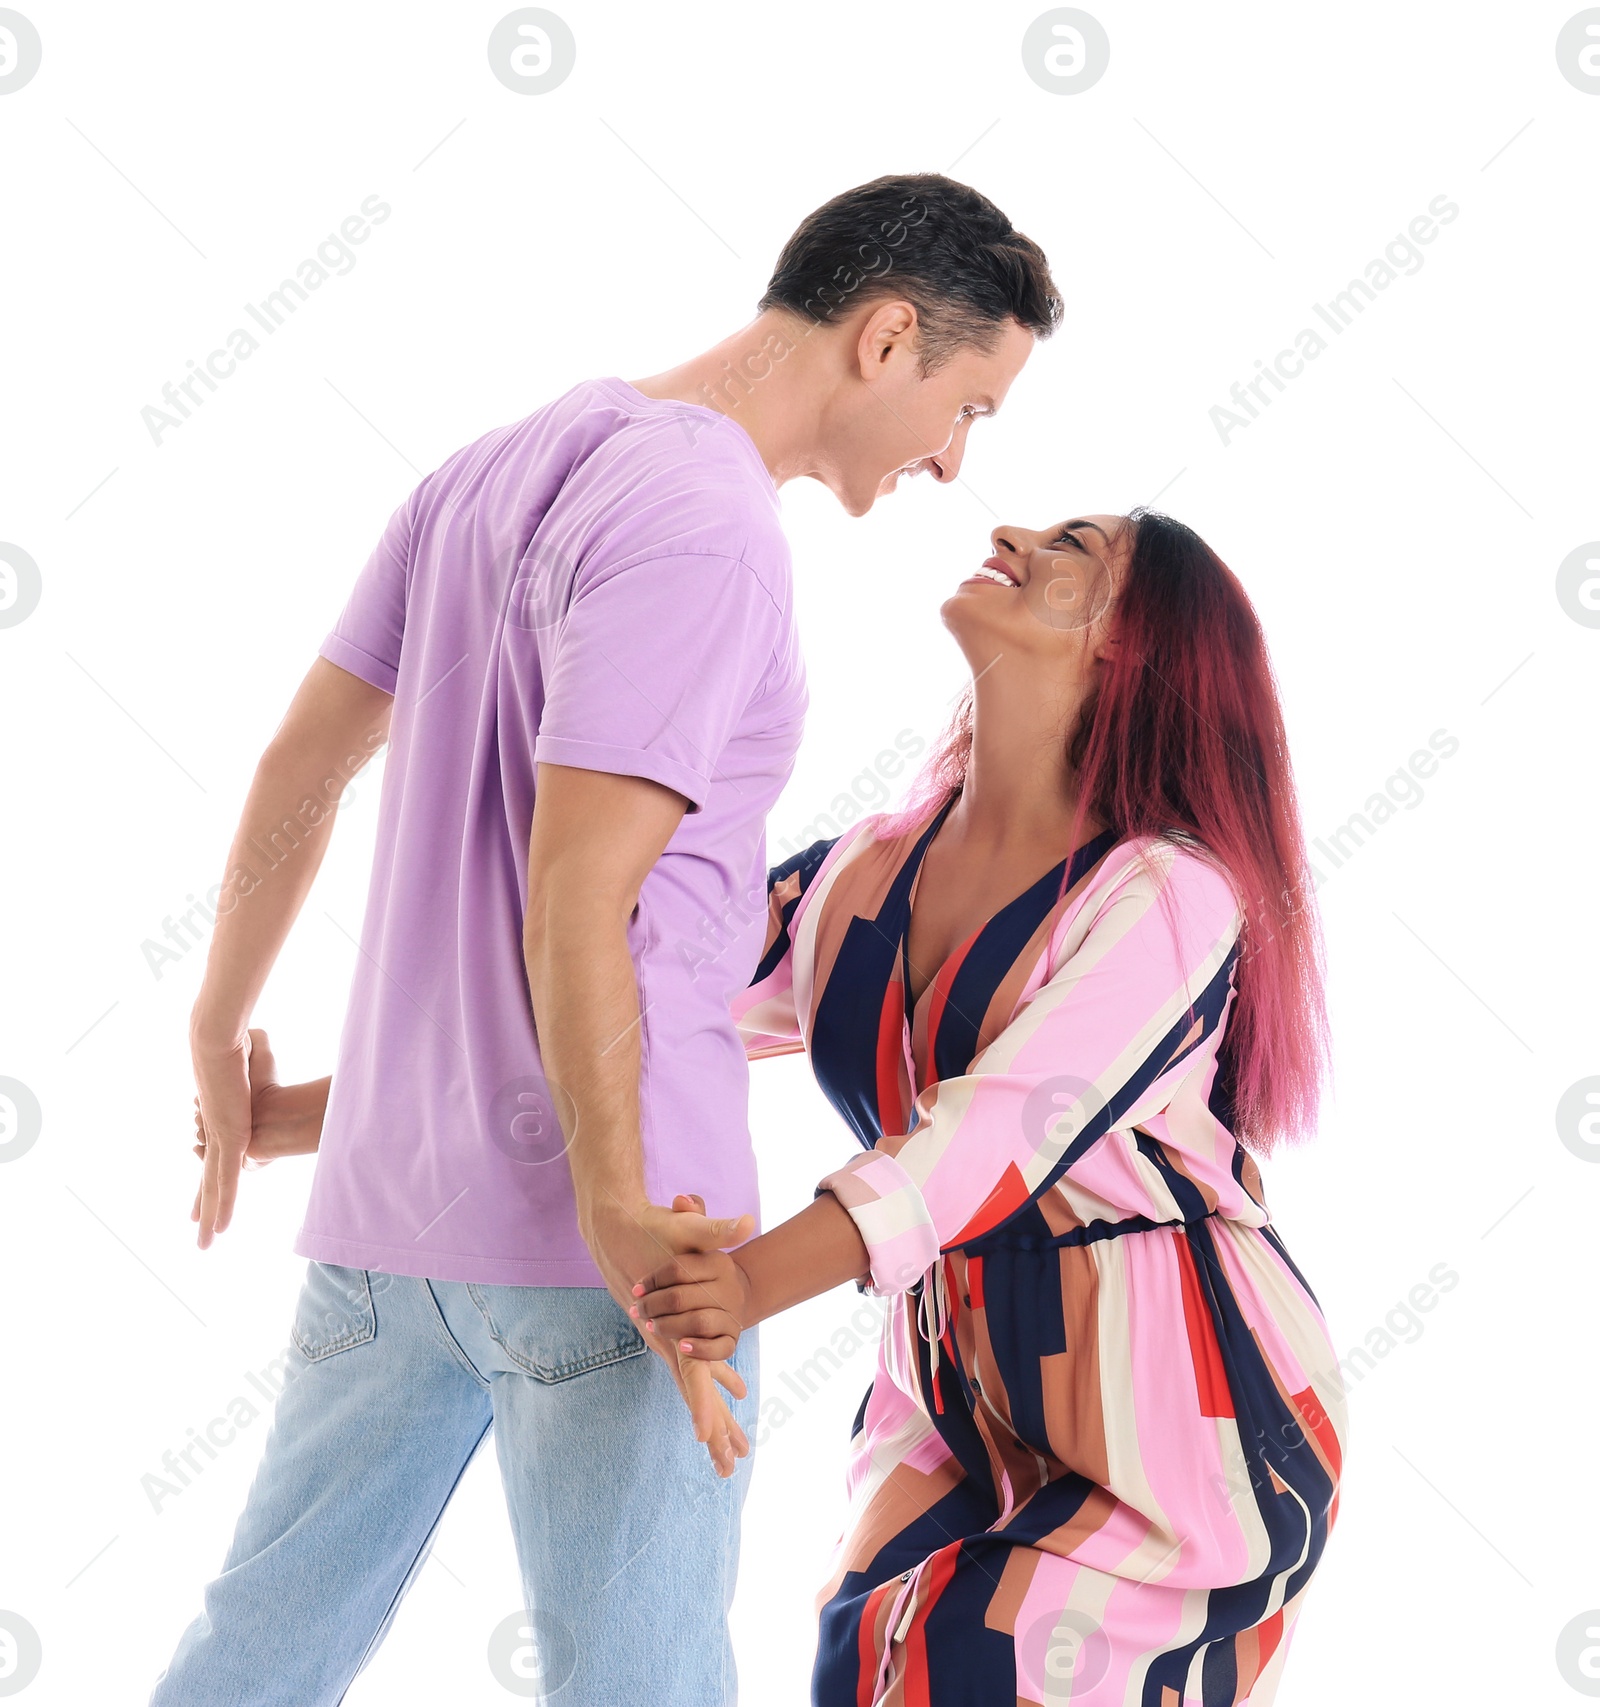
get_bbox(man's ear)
[856,299,918,378]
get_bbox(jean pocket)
[291,1261,377,1361]
[466,1283,647,1383]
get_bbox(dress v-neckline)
[897,796,1086,1018]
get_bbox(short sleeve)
[534,554,783,813]
[318,489,415,695]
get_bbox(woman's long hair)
[884,507,1329,1153]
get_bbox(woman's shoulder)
[1082,830,1245,931]
[769,812,882,880]
[764,814,886,918]
[769,799,943,879]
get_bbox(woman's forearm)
[736,1190,871,1327]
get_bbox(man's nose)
[930,420,972,483]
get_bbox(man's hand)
[188,1022,259,1248]
[584,1192,755,1477]
[190,1031,329,1219]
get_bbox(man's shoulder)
[568,388,790,587]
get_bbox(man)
[153,173,1060,1706]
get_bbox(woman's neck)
[949,655,1099,851]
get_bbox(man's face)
[821,311,1037,516]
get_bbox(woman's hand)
[627,1194,754,1477]
[633,1243,755,1363]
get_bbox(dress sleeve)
[818,841,1245,1296]
[732,836,840,1059]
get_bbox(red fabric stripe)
[951,1162,1030,1245]
[923,930,979,1085]
[967,1254,985,1308]
[1253,1607,1285,1682]
[874,980,906,1136]
[1290,1382,1343,1481]
[900,1546,961,1706]
[857,1581,895,1707]
[1173,1229,1234,1419]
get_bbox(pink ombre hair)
[882,508,1330,1153]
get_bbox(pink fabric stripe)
[818,1150,939,1296]
[1120,1229,1253,1587]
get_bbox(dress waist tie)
[915,1254,951,1411]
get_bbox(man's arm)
[523,764,753,1296]
[190,657,393,1248]
[523,764,755,1473]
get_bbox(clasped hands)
[583,1193,757,1483]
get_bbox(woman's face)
[941,514,1132,673]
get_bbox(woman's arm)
[634,1190,870,1360]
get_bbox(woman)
[636,508,1347,1705]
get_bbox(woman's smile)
[962,555,1022,588]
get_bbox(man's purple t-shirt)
[293,377,807,1286]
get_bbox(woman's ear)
[1091,623,1123,665]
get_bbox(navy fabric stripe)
[750,834,837,986]
[931,827,1120,1085]
[908,1280,1002,1488]
[1133,1130,1214,1223]
[1260,1222,1323,1313]
[1185,1217,1335,1574]
[963,1206,1220,1256]
[814,1479,1002,1698]
[811,802,954,1147]
[970,1247,1070,1461]
[914,1542,1019,1696]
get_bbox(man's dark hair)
[757,173,1062,373]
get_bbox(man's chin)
[817,467,897,516]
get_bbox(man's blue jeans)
[147,1260,759,1705]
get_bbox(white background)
[2,2,1598,1702]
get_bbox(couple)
[155,173,1345,1705]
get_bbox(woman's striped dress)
[734,799,1346,1706]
